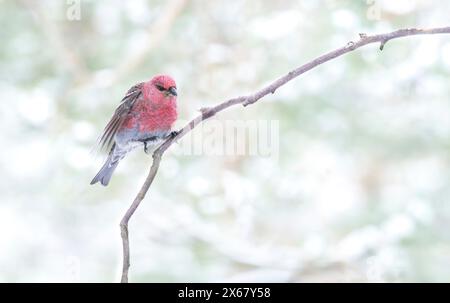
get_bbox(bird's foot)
[167,130,180,139]
[140,136,157,154]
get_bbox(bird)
[91,74,178,186]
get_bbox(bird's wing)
[97,82,144,152]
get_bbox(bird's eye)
[155,84,165,92]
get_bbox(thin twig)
[119,26,450,282]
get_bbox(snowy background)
[0,0,449,282]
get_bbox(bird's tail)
[90,152,120,186]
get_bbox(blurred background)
[0,0,449,282]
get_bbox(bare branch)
[120,26,450,282]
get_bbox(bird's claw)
[168,130,180,139]
[139,136,157,154]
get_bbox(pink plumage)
[122,79,177,132]
[91,75,178,186]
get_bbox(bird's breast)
[123,100,177,133]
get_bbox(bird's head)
[144,74,178,101]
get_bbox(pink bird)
[91,75,178,186]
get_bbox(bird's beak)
[168,87,177,96]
